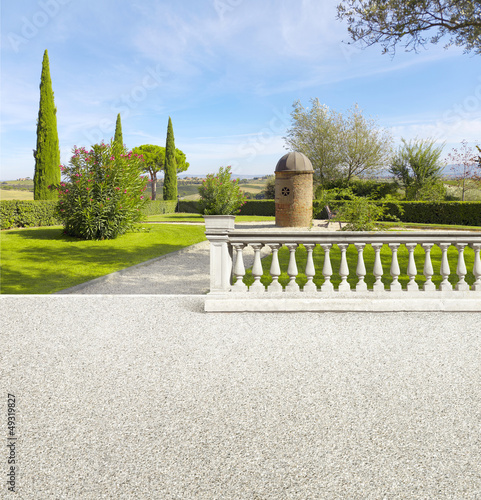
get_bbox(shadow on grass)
[1,226,204,294]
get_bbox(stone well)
[275,152,313,227]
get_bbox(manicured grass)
[144,213,275,222]
[241,243,475,290]
[1,224,207,294]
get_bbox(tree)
[163,117,177,200]
[447,140,480,201]
[284,99,344,185]
[262,175,276,199]
[284,99,392,186]
[337,0,481,56]
[132,144,189,200]
[389,138,445,200]
[340,104,393,181]
[114,113,123,147]
[34,49,60,200]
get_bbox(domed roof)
[275,152,313,172]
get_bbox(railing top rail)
[221,230,481,245]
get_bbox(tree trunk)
[151,173,157,200]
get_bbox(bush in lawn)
[198,166,247,215]
[51,142,148,239]
[336,196,389,231]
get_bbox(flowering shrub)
[198,166,247,215]
[50,142,148,239]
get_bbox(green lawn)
[241,243,475,290]
[1,224,206,294]
[144,213,275,222]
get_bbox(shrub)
[51,142,148,240]
[142,200,177,216]
[335,197,390,231]
[198,166,247,215]
[0,200,60,230]
[317,179,399,200]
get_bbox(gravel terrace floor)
[2,221,481,499]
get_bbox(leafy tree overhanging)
[337,0,481,55]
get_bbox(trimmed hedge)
[239,200,275,216]
[142,200,177,216]
[1,199,179,229]
[314,200,481,226]
[1,200,61,230]
[178,200,201,213]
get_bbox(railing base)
[205,291,481,312]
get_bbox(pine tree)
[34,49,60,200]
[163,116,177,200]
[114,113,123,147]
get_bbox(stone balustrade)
[205,223,481,312]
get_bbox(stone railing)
[205,224,481,312]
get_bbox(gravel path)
[2,295,481,499]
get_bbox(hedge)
[178,200,201,213]
[142,200,177,216]
[1,199,179,229]
[1,200,61,230]
[314,200,481,226]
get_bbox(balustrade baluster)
[337,244,350,292]
[249,243,265,293]
[371,243,384,292]
[471,243,481,291]
[320,244,334,292]
[422,243,435,291]
[355,243,367,292]
[303,244,317,293]
[405,243,419,292]
[389,243,402,291]
[439,243,452,291]
[285,243,300,292]
[231,243,247,292]
[455,243,469,291]
[267,243,283,293]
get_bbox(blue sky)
[1,0,480,180]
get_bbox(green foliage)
[132,144,189,201]
[262,175,276,199]
[337,0,481,56]
[0,200,60,230]
[335,197,390,231]
[239,200,275,216]
[142,200,177,215]
[284,99,392,185]
[34,50,60,200]
[198,167,247,215]
[389,138,445,200]
[163,117,178,200]
[51,142,148,240]
[178,200,202,213]
[114,114,123,147]
[317,179,400,200]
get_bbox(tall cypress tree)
[114,113,123,147]
[34,49,60,200]
[163,116,177,200]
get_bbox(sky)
[1,0,480,180]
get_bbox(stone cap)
[275,152,313,172]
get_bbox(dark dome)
[275,152,313,172]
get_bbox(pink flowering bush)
[50,141,148,239]
[198,166,246,215]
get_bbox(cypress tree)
[114,113,123,147]
[163,116,177,200]
[34,49,60,200]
